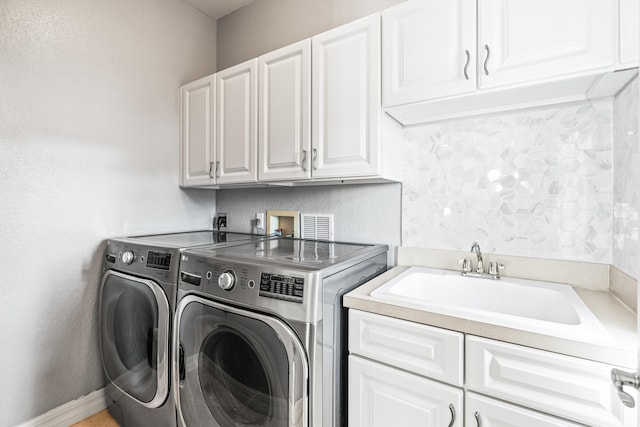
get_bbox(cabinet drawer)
[466,392,582,427]
[466,336,636,427]
[349,310,463,386]
[349,355,463,427]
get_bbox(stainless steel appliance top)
[186,237,386,272]
[119,230,264,248]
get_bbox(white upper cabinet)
[382,0,634,125]
[478,0,614,89]
[312,14,382,179]
[258,40,311,182]
[382,0,476,107]
[216,58,258,184]
[617,0,640,68]
[180,75,216,187]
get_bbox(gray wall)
[216,184,402,263]
[0,1,217,425]
[215,0,405,260]
[217,0,406,70]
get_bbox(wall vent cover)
[300,214,334,240]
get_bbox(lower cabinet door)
[466,393,583,427]
[348,355,462,427]
[466,336,635,427]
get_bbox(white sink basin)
[371,266,610,343]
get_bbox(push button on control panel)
[259,273,304,303]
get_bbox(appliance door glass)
[175,296,308,427]
[100,270,170,408]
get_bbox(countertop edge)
[344,266,637,369]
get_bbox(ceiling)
[185,0,255,20]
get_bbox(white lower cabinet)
[466,335,636,427]
[466,393,582,427]
[348,310,636,427]
[348,310,463,427]
[349,355,462,427]
[348,309,463,385]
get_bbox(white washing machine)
[99,230,265,427]
[174,238,388,427]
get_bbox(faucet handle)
[488,261,504,277]
[458,258,472,273]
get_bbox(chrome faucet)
[458,242,504,280]
[470,242,484,273]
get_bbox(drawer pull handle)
[483,45,490,76]
[448,404,455,427]
[215,160,220,178]
[208,161,214,178]
[612,368,640,407]
[301,149,307,171]
[463,50,470,80]
[474,411,481,427]
[312,148,318,170]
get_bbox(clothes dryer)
[99,230,264,427]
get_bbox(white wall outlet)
[255,212,265,228]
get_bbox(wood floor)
[70,410,120,427]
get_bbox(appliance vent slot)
[301,214,334,241]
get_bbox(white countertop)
[344,264,637,368]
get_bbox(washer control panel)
[103,240,178,284]
[259,273,304,303]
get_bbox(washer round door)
[100,270,170,408]
[175,295,308,427]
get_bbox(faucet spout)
[470,242,484,273]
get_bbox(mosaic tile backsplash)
[613,77,640,278]
[402,84,638,269]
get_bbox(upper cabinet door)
[180,75,216,187]
[617,0,639,68]
[382,0,476,107]
[216,58,258,184]
[258,39,311,182]
[478,0,614,90]
[312,14,381,179]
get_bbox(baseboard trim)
[16,388,107,427]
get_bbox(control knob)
[218,270,236,291]
[121,251,135,265]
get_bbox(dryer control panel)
[259,273,304,303]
